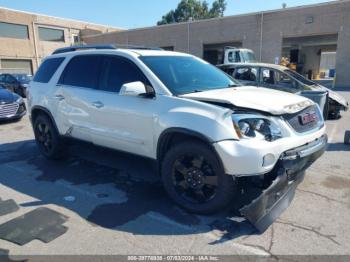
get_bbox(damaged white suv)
[28,45,327,231]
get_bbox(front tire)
[33,114,66,159]
[161,141,236,214]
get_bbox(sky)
[0,0,332,29]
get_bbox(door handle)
[54,94,65,101]
[92,101,104,108]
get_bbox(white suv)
[28,45,327,231]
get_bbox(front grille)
[284,105,323,133]
[0,103,19,118]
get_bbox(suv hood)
[181,87,313,115]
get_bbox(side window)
[261,68,298,92]
[227,52,241,63]
[234,67,258,82]
[261,69,275,85]
[2,75,9,83]
[34,57,65,83]
[3,75,9,83]
[235,51,241,62]
[225,68,235,77]
[60,55,102,89]
[276,71,292,84]
[220,67,235,77]
[6,75,16,83]
[101,56,149,93]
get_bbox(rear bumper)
[239,135,327,232]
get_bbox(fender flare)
[31,106,59,133]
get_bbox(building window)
[0,22,29,39]
[0,59,33,75]
[72,33,80,44]
[38,27,65,42]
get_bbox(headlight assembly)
[232,114,283,142]
[16,97,23,103]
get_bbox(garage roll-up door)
[0,59,33,75]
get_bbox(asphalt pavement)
[0,89,349,259]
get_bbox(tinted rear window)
[33,57,65,83]
[59,55,102,89]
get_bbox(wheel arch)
[156,128,225,175]
[31,106,59,133]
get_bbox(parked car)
[28,45,327,232]
[218,63,349,119]
[0,84,26,121]
[0,73,32,98]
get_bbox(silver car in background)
[218,63,349,119]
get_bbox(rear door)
[56,55,103,142]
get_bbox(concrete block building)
[83,0,350,88]
[0,7,120,74]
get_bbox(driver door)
[88,55,156,157]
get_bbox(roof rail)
[52,44,116,55]
[52,44,163,55]
[115,44,163,51]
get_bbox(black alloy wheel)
[36,122,53,154]
[34,114,66,159]
[161,141,236,214]
[172,154,218,204]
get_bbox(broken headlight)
[232,114,283,141]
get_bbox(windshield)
[140,56,239,95]
[284,69,316,86]
[241,51,257,63]
[13,74,32,84]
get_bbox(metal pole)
[187,21,191,53]
[259,12,264,62]
[32,21,40,70]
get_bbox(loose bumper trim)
[239,135,327,232]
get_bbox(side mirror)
[119,81,155,98]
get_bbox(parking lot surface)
[0,89,349,259]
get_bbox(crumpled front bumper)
[239,135,327,232]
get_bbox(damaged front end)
[238,135,327,232]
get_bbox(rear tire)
[33,114,66,159]
[161,141,236,214]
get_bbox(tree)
[157,0,227,25]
